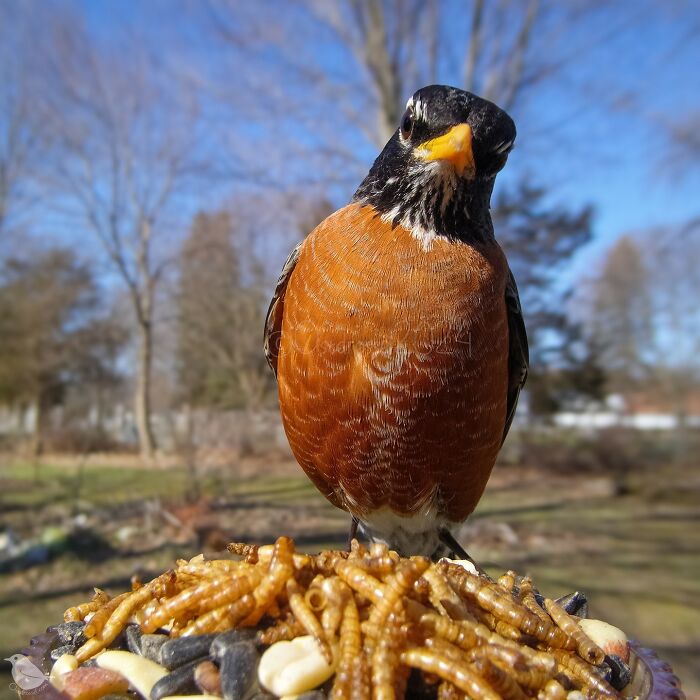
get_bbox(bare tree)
[666,111,700,165]
[201,0,607,393]
[644,226,700,437]
[581,227,700,438]
[38,17,209,459]
[661,110,700,232]
[204,0,638,179]
[205,0,543,162]
[585,236,653,391]
[574,226,700,465]
[0,1,46,239]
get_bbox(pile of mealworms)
[64,536,621,699]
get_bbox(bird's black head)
[353,85,516,244]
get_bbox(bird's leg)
[346,516,359,550]
[438,527,493,580]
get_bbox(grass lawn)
[1,457,698,699]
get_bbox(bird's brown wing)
[264,242,303,376]
[503,268,529,443]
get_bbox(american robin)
[265,85,528,559]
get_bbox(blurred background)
[0,0,699,696]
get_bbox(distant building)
[553,391,700,430]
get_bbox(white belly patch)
[358,506,451,557]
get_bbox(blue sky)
[534,3,700,277]
[25,1,700,283]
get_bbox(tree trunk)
[135,319,157,460]
[31,394,44,482]
[182,405,201,502]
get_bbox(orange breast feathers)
[276,203,510,524]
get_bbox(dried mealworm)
[401,647,500,700]
[538,679,568,700]
[349,539,369,558]
[141,570,260,633]
[196,569,263,615]
[352,542,399,576]
[469,644,552,691]
[227,542,259,560]
[467,642,528,666]
[424,636,471,663]
[178,592,256,637]
[471,656,530,700]
[321,576,350,643]
[442,565,535,630]
[437,682,464,700]
[464,602,524,640]
[371,615,404,700]
[335,560,386,605]
[287,577,332,662]
[244,536,295,625]
[419,612,481,651]
[551,650,618,698]
[93,587,111,603]
[256,545,312,571]
[257,611,307,645]
[178,560,251,578]
[404,598,434,623]
[544,598,605,665]
[332,595,361,700]
[56,539,626,700]
[64,588,111,622]
[423,565,472,620]
[76,572,172,661]
[412,577,431,607]
[488,636,557,674]
[518,578,552,626]
[315,549,350,576]
[444,564,573,649]
[497,571,517,592]
[322,606,341,645]
[353,554,397,578]
[83,592,131,638]
[305,586,328,613]
[267,598,282,619]
[364,559,429,650]
[132,597,160,627]
[350,652,371,700]
[153,570,178,597]
[368,542,392,557]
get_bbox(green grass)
[0,461,321,511]
[1,459,698,697]
[1,461,191,507]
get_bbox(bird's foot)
[346,516,359,551]
[437,528,493,579]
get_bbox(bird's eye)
[400,109,414,140]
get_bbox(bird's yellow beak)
[417,124,475,179]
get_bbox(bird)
[264,84,528,560]
[4,654,48,690]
